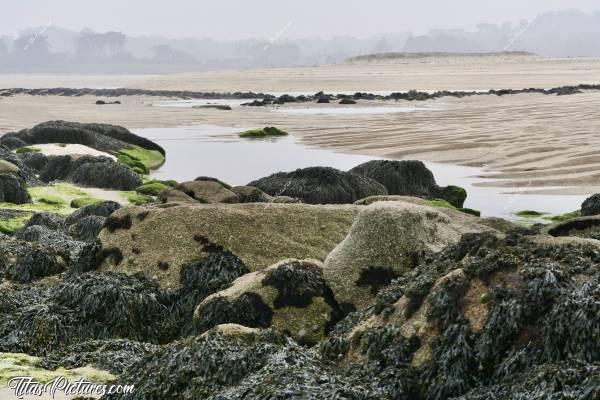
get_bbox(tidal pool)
[134,125,587,220]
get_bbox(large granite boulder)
[324,201,493,311]
[98,203,360,288]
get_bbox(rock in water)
[249,166,387,204]
[350,160,467,207]
[324,201,493,311]
[581,193,600,216]
[194,259,343,346]
[0,173,31,204]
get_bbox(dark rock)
[317,96,330,103]
[581,193,600,216]
[350,160,467,207]
[177,181,239,204]
[6,120,165,156]
[70,161,143,190]
[0,173,31,204]
[339,98,357,104]
[68,215,106,241]
[65,201,121,226]
[249,166,387,204]
[19,151,49,172]
[194,176,232,189]
[22,212,65,231]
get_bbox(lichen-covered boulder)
[98,203,360,288]
[231,186,273,203]
[0,173,31,204]
[324,201,493,311]
[157,188,199,204]
[350,160,467,207]
[65,200,121,226]
[194,259,343,346]
[581,193,600,216]
[248,166,387,204]
[177,180,239,204]
[544,215,600,241]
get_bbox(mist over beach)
[0,1,598,399]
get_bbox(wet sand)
[1,55,600,194]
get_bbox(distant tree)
[150,45,196,63]
[12,34,51,65]
[76,31,127,60]
[0,39,7,55]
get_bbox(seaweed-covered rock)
[71,161,142,190]
[69,215,106,241]
[0,173,31,204]
[0,272,173,354]
[194,259,343,345]
[40,339,160,375]
[21,211,65,231]
[545,215,600,241]
[104,326,368,400]
[177,180,239,203]
[19,151,49,172]
[39,154,142,190]
[231,185,273,203]
[581,193,600,216]
[324,201,493,311]
[2,120,165,155]
[98,203,359,288]
[321,232,600,399]
[249,166,387,204]
[350,160,467,207]
[65,200,121,226]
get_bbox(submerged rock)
[350,160,467,207]
[324,201,493,311]
[194,259,343,346]
[249,166,387,204]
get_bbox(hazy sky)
[2,0,599,39]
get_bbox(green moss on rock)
[239,127,288,138]
[15,146,41,154]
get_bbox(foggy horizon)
[3,0,600,40]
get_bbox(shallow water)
[134,125,587,220]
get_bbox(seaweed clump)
[321,231,600,399]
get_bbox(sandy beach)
[1,54,600,194]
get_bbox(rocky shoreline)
[0,121,598,399]
[1,83,600,105]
